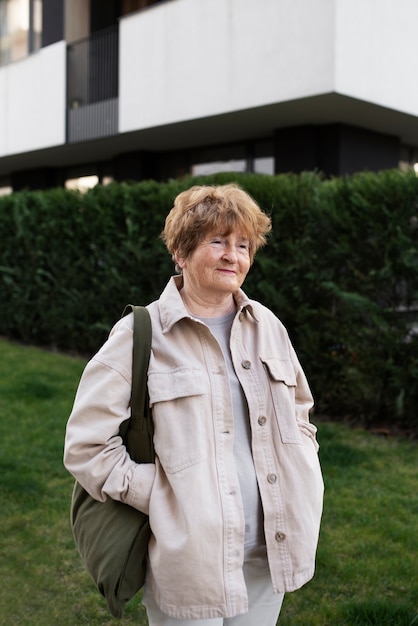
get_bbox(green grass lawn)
[0,337,417,625]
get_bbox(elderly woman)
[64,183,323,625]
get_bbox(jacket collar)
[159,275,258,333]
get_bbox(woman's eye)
[207,238,249,251]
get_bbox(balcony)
[66,26,118,143]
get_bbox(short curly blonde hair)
[161,183,271,266]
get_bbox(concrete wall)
[335,0,418,116]
[119,0,418,133]
[0,41,66,157]
[119,0,336,132]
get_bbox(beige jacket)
[64,276,324,620]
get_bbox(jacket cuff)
[124,462,156,515]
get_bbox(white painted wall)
[120,0,418,133]
[119,0,336,133]
[0,41,66,157]
[334,0,418,116]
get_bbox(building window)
[253,140,274,175]
[0,0,42,66]
[190,140,275,178]
[65,175,99,193]
[0,184,12,196]
[192,160,247,177]
[64,173,114,192]
[253,157,274,175]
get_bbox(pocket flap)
[262,358,297,387]
[148,368,204,403]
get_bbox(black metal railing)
[66,26,118,142]
[67,25,118,108]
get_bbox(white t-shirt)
[196,311,265,555]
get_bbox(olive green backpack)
[70,305,153,618]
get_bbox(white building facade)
[1,0,418,191]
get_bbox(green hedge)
[1,170,417,432]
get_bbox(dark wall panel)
[42,0,64,47]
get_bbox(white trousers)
[143,547,284,626]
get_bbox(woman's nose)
[222,244,238,261]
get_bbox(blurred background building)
[1,0,418,193]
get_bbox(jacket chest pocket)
[147,368,208,473]
[261,358,302,444]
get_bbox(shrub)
[1,170,417,432]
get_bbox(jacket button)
[275,531,286,542]
[267,473,277,484]
[258,416,267,426]
[239,312,245,322]
[242,360,251,369]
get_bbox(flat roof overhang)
[1,92,418,179]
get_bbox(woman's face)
[176,230,252,299]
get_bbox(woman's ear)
[174,251,186,269]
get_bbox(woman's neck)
[179,287,236,318]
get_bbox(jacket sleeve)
[63,314,156,514]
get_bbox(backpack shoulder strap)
[122,305,154,463]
